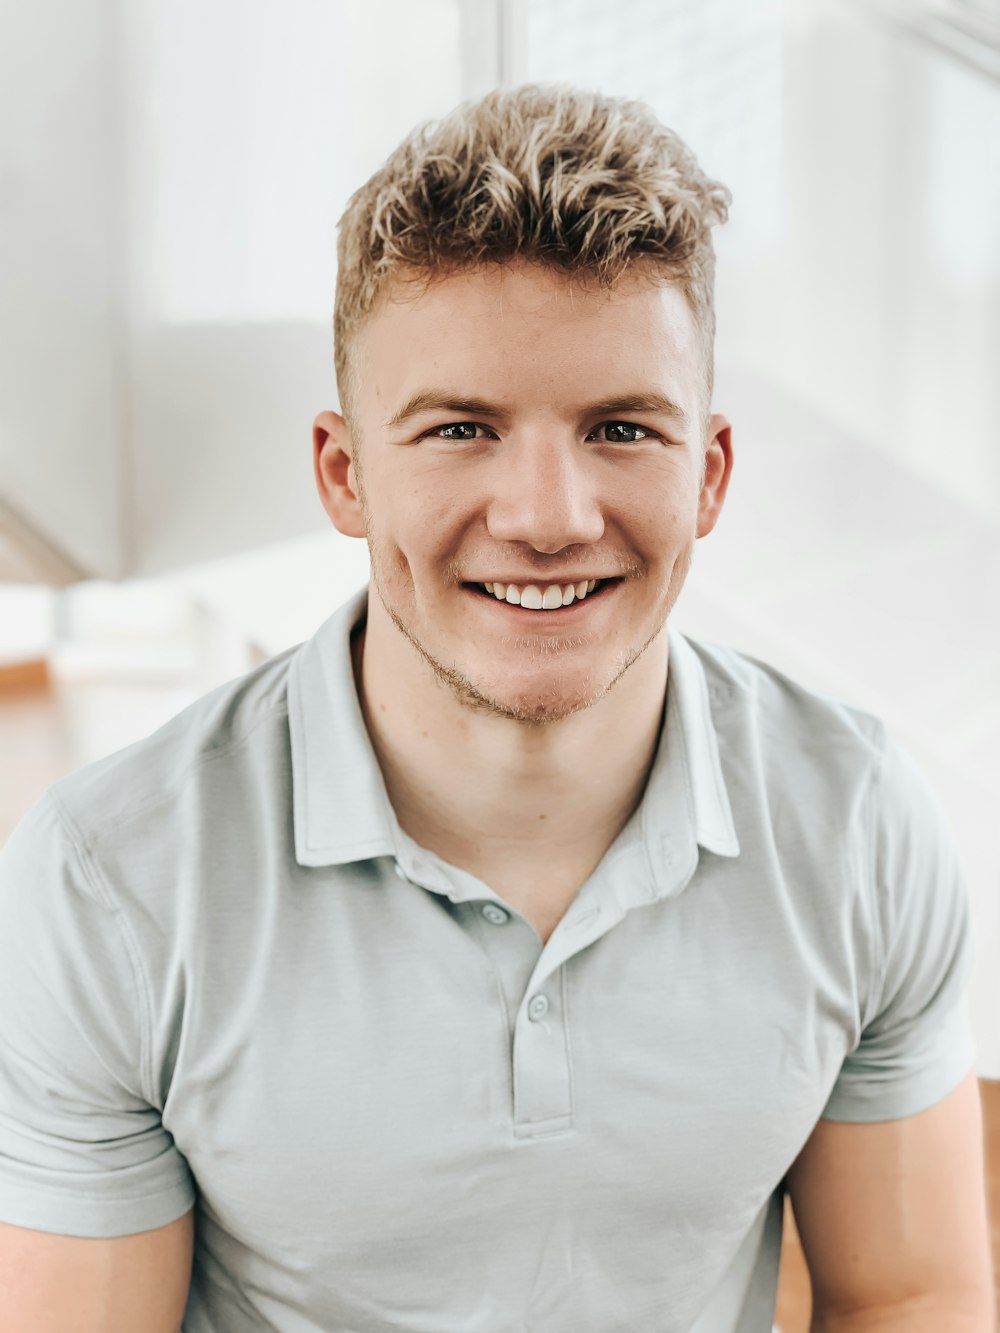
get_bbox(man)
[0,85,993,1332]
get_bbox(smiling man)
[0,87,993,1333]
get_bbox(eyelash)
[424,421,660,444]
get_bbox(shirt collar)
[636,624,741,901]
[287,585,399,868]
[286,586,740,882]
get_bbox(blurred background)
[1,0,998,1051]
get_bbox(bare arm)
[0,1208,194,1333]
[786,1071,994,1331]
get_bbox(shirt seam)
[560,965,576,1121]
[78,698,292,839]
[45,788,158,1110]
[862,718,890,1034]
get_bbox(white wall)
[765,0,1000,521]
[0,0,126,576]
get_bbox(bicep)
[787,1071,993,1321]
[0,1208,194,1333]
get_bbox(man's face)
[316,261,732,724]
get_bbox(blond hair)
[333,84,731,421]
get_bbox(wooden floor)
[1,662,998,1324]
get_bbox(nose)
[485,431,605,553]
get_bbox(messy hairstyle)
[333,84,731,423]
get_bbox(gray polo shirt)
[0,585,976,1333]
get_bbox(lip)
[472,576,607,586]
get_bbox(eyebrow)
[384,389,690,430]
[586,394,690,427]
[386,393,509,429]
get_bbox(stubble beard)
[355,453,694,724]
[366,540,693,728]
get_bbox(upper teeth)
[482,579,599,609]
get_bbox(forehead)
[352,262,704,421]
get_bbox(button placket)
[512,973,570,1132]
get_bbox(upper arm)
[786,1071,994,1323]
[787,729,993,1322]
[0,1208,194,1333]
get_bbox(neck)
[351,604,669,877]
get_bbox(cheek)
[615,486,693,556]
[369,494,456,587]
[397,474,475,552]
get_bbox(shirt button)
[481,903,510,925]
[527,994,549,1021]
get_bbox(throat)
[355,599,667,894]
[389,776,638,906]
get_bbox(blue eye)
[592,421,652,443]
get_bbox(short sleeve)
[0,790,196,1236]
[822,731,977,1122]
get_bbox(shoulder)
[681,633,969,974]
[680,631,888,775]
[685,637,956,855]
[44,642,302,848]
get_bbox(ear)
[696,413,734,539]
[313,410,366,538]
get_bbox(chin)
[494,684,602,724]
[448,659,625,725]
[465,689,600,725]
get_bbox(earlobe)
[313,410,366,538]
[696,414,734,540]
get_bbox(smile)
[468,578,619,611]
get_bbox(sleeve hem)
[0,1176,197,1238]
[45,788,159,1109]
[821,1037,977,1124]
